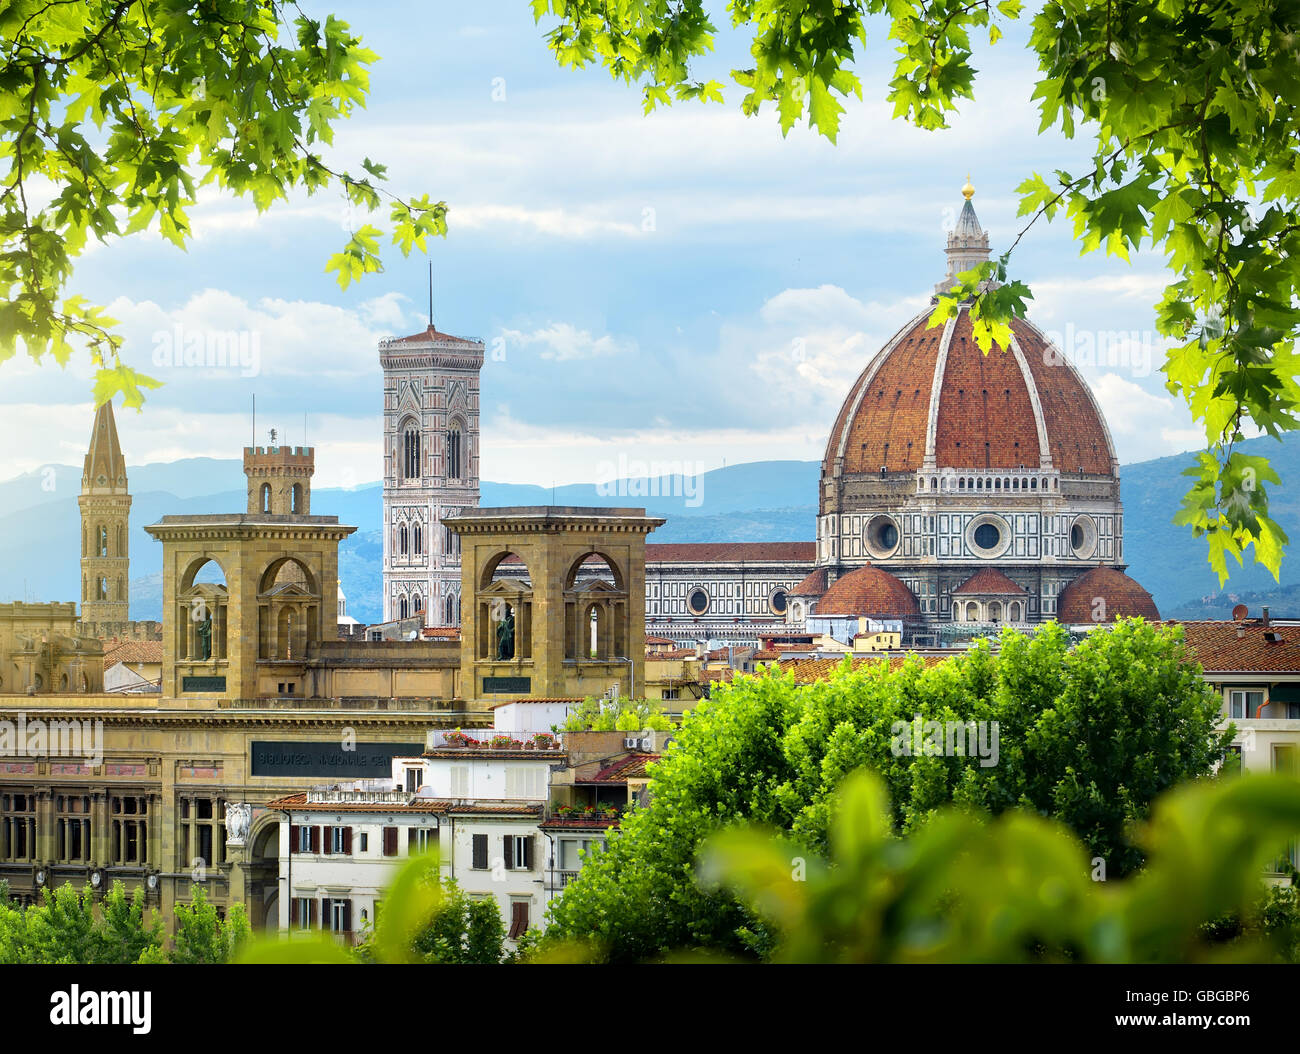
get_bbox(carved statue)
[224,802,252,845]
[196,612,213,660]
[495,607,515,660]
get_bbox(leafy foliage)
[0,1,442,407]
[560,695,673,732]
[168,885,250,963]
[535,0,1300,578]
[699,768,1300,962]
[541,620,1229,960]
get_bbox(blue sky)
[0,1,1205,489]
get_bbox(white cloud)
[500,322,636,362]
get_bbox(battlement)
[243,445,315,467]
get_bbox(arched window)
[399,596,409,620]
[291,483,303,513]
[448,425,462,480]
[97,576,108,600]
[399,525,409,556]
[402,423,421,480]
[260,483,271,513]
[97,525,109,557]
[413,524,423,555]
[413,594,423,614]
[445,595,456,624]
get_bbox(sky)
[0,1,1207,490]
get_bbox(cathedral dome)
[821,189,1116,483]
[1057,565,1159,623]
[816,564,920,618]
[821,309,1116,479]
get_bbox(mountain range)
[2,437,1297,625]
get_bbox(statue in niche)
[196,612,213,660]
[495,606,515,661]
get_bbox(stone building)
[380,324,485,627]
[0,410,658,931]
[0,602,103,695]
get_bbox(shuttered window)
[472,833,488,869]
[382,826,398,856]
[508,901,529,940]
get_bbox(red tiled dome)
[815,564,920,618]
[822,309,1116,478]
[791,568,829,597]
[1057,566,1159,623]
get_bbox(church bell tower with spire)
[79,399,132,626]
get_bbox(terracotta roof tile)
[1162,620,1300,674]
[580,753,660,784]
[791,567,830,597]
[816,565,920,618]
[103,640,163,667]
[1058,566,1159,622]
[951,568,1028,596]
[645,542,816,564]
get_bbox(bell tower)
[79,399,131,626]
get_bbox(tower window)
[97,525,109,557]
[260,483,271,513]
[402,425,421,481]
[413,523,423,555]
[448,426,462,480]
[291,483,303,513]
[399,524,409,556]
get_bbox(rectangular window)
[472,833,488,870]
[359,832,369,853]
[405,768,423,792]
[382,826,398,857]
[1229,689,1265,719]
[449,766,469,797]
[408,827,434,853]
[331,826,349,854]
[329,899,351,934]
[504,833,534,871]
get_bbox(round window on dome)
[864,514,901,558]
[1069,514,1098,559]
[688,588,710,616]
[769,589,788,615]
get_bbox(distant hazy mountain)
[2,439,1297,625]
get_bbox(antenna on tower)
[428,260,434,329]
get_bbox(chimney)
[1262,606,1270,628]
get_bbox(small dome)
[791,568,829,598]
[1057,566,1159,623]
[816,565,920,618]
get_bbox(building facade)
[380,324,485,628]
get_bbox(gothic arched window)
[413,594,423,614]
[399,524,409,556]
[413,523,422,555]
[97,524,109,558]
[445,595,456,624]
[402,423,421,481]
[448,425,462,480]
[399,596,409,620]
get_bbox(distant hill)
[2,439,1298,624]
